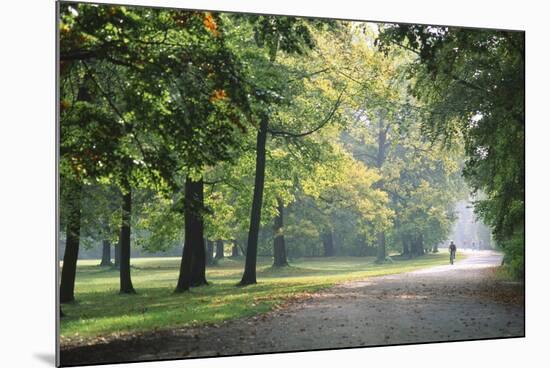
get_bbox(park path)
[61,250,524,366]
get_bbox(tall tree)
[230,15,342,284]
[118,161,135,294]
[379,25,524,276]
[58,64,122,302]
[59,179,82,303]
[60,4,252,293]
[240,115,269,284]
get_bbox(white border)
[1,1,548,367]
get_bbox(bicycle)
[448,241,457,265]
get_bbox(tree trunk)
[215,240,224,260]
[322,230,334,257]
[357,233,368,256]
[206,239,214,266]
[99,239,112,266]
[119,181,135,294]
[60,180,82,304]
[411,235,424,257]
[376,232,386,263]
[376,123,387,169]
[189,179,208,287]
[273,198,288,267]
[239,116,269,286]
[189,237,207,285]
[176,176,207,292]
[231,241,240,257]
[410,236,418,257]
[402,237,410,257]
[114,243,120,268]
[366,245,377,257]
[59,81,90,303]
[374,114,388,264]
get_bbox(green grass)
[60,251,463,344]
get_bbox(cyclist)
[449,240,457,265]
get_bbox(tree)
[224,15,342,284]
[59,179,82,303]
[315,24,466,260]
[272,197,288,266]
[175,177,207,291]
[75,183,122,267]
[300,142,391,257]
[59,4,156,299]
[58,61,123,302]
[99,240,112,266]
[379,25,524,277]
[60,4,252,293]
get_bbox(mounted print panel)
[57,1,525,366]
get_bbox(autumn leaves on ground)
[58,2,524,366]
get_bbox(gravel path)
[61,251,524,366]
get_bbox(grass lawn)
[60,251,463,345]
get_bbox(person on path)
[449,240,457,265]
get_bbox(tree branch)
[382,38,421,57]
[452,75,484,92]
[286,67,331,84]
[268,88,345,138]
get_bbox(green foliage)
[134,193,184,252]
[59,2,520,308]
[60,4,253,187]
[60,6,413,264]
[379,25,524,277]
[78,184,121,248]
